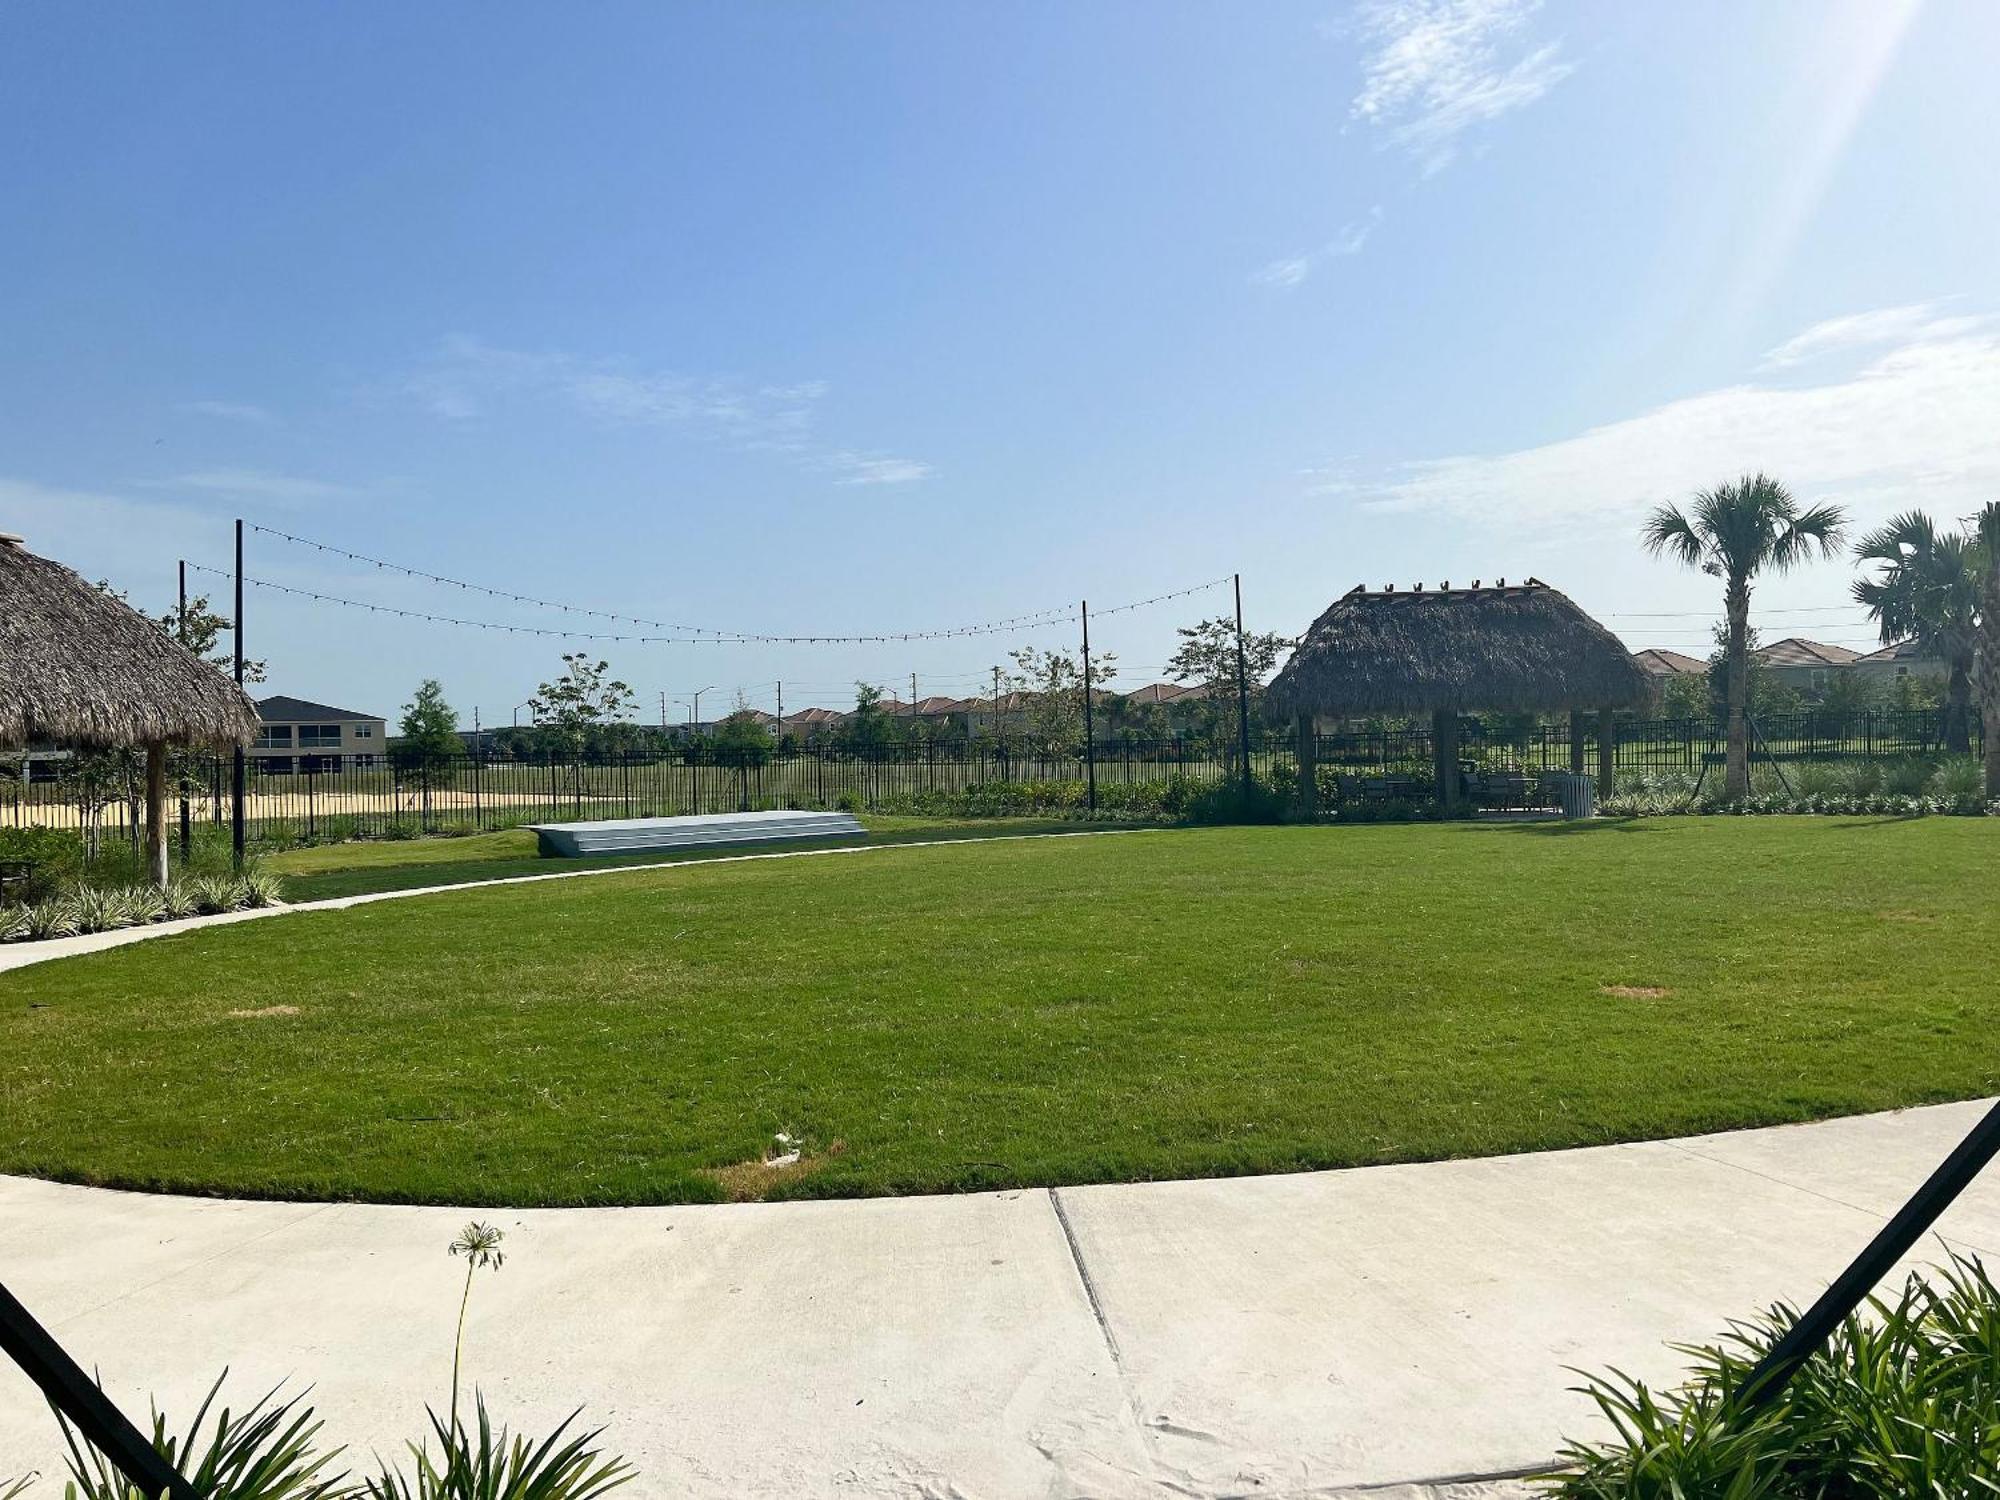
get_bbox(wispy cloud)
[178,399,276,425]
[1758,300,1983,369]
[1339,310,2000,537]
[825,453,933,486]
[1252,207,1384,288]
[142,468,361,505]
[1347,0,1574,174]
[392,337,928,485]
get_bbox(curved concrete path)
[4,1100,1996,1498]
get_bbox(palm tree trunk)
[1945,652,1973,755]
[1725,580,1751,800]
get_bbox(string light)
[242,523,1091,642]
[194,554,1233,646]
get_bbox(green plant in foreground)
[366,1221,633,1500]
[1547,1252,2000,1497]
[58,1372,347,1500]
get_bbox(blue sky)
[6,0,1998,722]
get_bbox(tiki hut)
[0,534,258,883]
[1265,578,1650,813]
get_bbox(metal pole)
[231,519,246,870]
[0,1278,197,1500]
[1735,1098,2000,1412]
[1080,601,1097,812]
[1233,572,1252,798]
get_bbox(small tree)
[712,709,776,768]
[391,679,461,820]
[1853,511,1982,754]
[838,683,893,756]
[1007,645,1117,755]
[528,655,635,799]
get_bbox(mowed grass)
[264,814,1130,901]
[3,818,1996,1207]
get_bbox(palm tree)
[1642,474,1847,800]
[1976,502,2000,799]
[1851,512,1982,754]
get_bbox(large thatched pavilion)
[0,534,258,883]
[1265,579,1650,814]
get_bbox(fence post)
[1596,708,1616,798]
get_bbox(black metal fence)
[2,708,1981,845]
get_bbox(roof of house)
[1631,648,1707,676]
[1119,681,1214,705]
[1265,579,1650,717]
[782,707,843,727]
[257,694,387,723]
[1853,639,1935,664]
[0,536,259,749]
[911,695,970,715]
[1752,637,1862,669]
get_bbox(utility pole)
[1080,600,1097,813]
[992,665,1002,736]
[231,520,246,870]
[775,681,783,738]
[1234,572,1253,798]
[176,560,191,864]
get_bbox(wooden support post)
[1596,708,1616,799]
[1432,709,1461,816]
[1569,709,1586,777]
[144,741,168,887]
[1295,713,1318,818]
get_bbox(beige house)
[1850,638,1949,687]
[252,694,387,774]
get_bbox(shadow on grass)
[1452,816,1656,836]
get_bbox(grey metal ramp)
[524,809,866,857]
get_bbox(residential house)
[253,695,388,774]
[1751,638,1862,694]
[1630,648,1706,678]
[1850,638,1948,688]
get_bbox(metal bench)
[524,809,866,858]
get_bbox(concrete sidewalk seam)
[1047,1186,1123,1368]
[51,1201,339,1331]
[1660,1139,2000,1257]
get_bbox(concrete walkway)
[0,828,1158,976]
[4,1100,1996,1498]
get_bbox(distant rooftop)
[1752,638,1862,669]
[1630,648,1706,677]
[257,694,386,723]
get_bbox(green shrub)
[240,869,287,908]
[0,905,29,942]
[188,874,240,915]
[23,894,82,940]
[1549,1252,2000,1498]
[1881,756,1937,798]
[0,825,85,901]
[1931,755,1984,804]
[162,879,200,921]
[1836,760,1883,798]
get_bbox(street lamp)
[511,699,534,729]
[686,685,716,731]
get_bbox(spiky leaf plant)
[58,1373,348,1500]
[1547,1253,2000,1498]
[362,1397,632,1500]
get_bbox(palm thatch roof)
[0,535,259,749]
[1265,578,1650,718]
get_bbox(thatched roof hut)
[1266,578,1648,719]
[1266,579,1648,812]
[0,534,257,880]
[0,536,258,748]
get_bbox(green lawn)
[4,818,1996,1207]
[264,814,1131,901]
